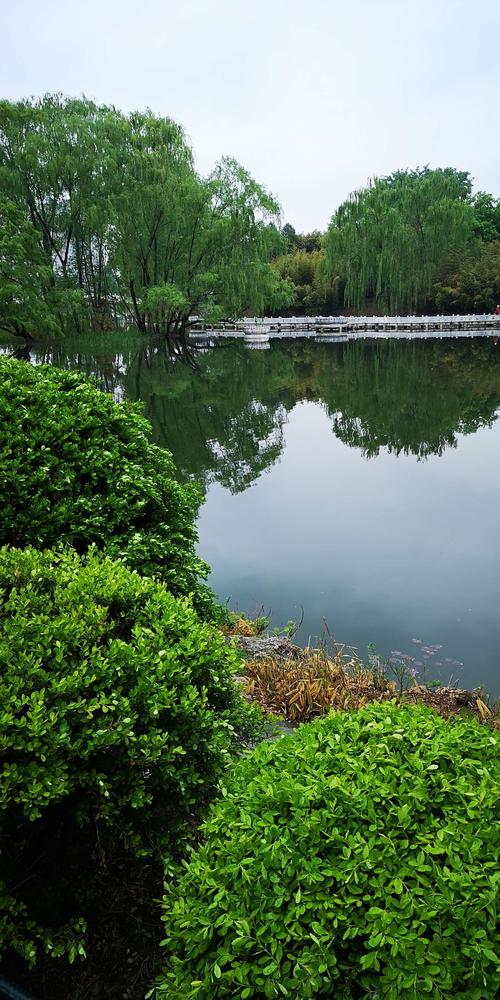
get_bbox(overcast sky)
[2,0,499,231]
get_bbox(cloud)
[2,0,499,229]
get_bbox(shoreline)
[229,632,498,728]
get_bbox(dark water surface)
[4,333,500,695]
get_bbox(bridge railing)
[189,314,500,337]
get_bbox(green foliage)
[0,95,125,334]
[0,96,290,337]
[278,179,500,318]
[472,192,500,242]
[0,196,62,338]
[270,226,338,316]
[271,248,338,315]
[144,283,190,327]
[0,545,261,965]
[280,225,323,254]
[434,240,500,314]
[154,703,499,999]
[0,357,214,611]
[325,167,476,313]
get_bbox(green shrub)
[0,545,261,966]
[155,703,499,1000]
[0,357,216,615]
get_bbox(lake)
[3,333,499,696]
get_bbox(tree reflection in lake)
[4,334,499,491]
[129,337,500,481]
[2,331,499,694]
[320,338,500,459]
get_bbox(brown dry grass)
[243,647,394,722]
[242,647,499,726]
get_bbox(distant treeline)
[1,97,499,336]
[273,168,500,316]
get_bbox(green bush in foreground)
[0,357,216,615]
[0,546,261,965]
[155,703,499,999]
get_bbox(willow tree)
[472,191,500,242]
[0,96,291,339]
[324,168,476,313]
[113,143,291,339]
[0,196,60,338]
[0,95,126,332]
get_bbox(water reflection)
[5,334,498,491]
[2,332,499,693]
[322,339,500,459]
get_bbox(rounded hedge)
[155,703,499,1000]
[0,357,213,613]
[0,545,258,965]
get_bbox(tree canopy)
[2,100,499,326]
[324,167,476,314]
[0,96,292,338]
[271,171,500,317]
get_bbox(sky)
[1,0,499,231]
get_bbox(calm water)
[4,334,500,695]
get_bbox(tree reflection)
[319,339,500,458]
[127,341,293,492]
[6,334,500,490]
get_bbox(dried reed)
[243,646,393,722]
